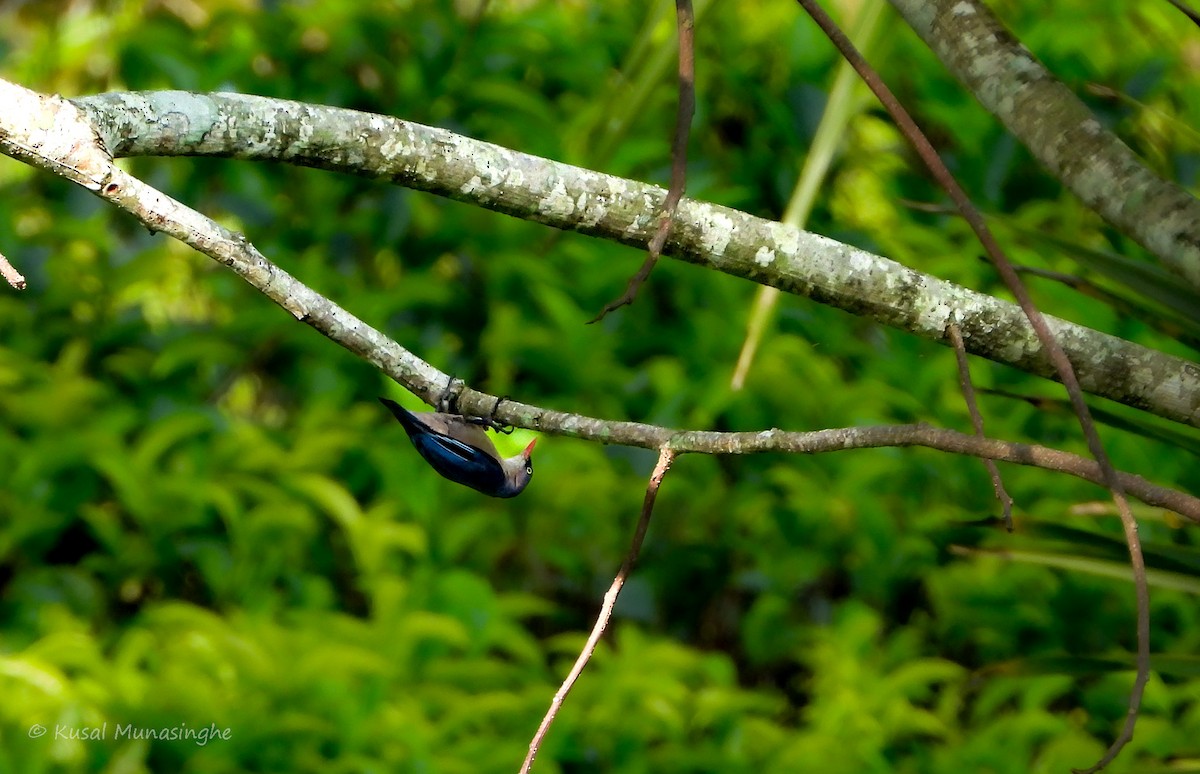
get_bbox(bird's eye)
[526,466,533,475]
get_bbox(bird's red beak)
[523,438,538,457]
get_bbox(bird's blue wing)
[412,433,507,494]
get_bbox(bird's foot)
[463,394,513,433]
[441,378,512,432]
[489,395,515,434]
[437,377,466,414]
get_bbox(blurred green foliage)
[1,1,1199,772]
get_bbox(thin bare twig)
[949,321,1014,530]
[520,447,676,773]
[0,252,27,290]
[590,0,694,322]
[793,2,1149,768]
[1163,0,1200,28]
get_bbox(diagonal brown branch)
[520,446,676,773]
[590,0,695,322]
[949,321,1014,530]
[793,2,1149,768]
[1164,0,1200,27]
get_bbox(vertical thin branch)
[590,0,694,322]
[520,447,677,773]
[948,321,1014,530]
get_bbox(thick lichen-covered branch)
[887,0,1200,292]
[71,90,1200,428]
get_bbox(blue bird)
[379,397,536,498]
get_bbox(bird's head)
[500,438,537,497]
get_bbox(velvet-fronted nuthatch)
[379,397,536,498]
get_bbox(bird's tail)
[378,397,422,435]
